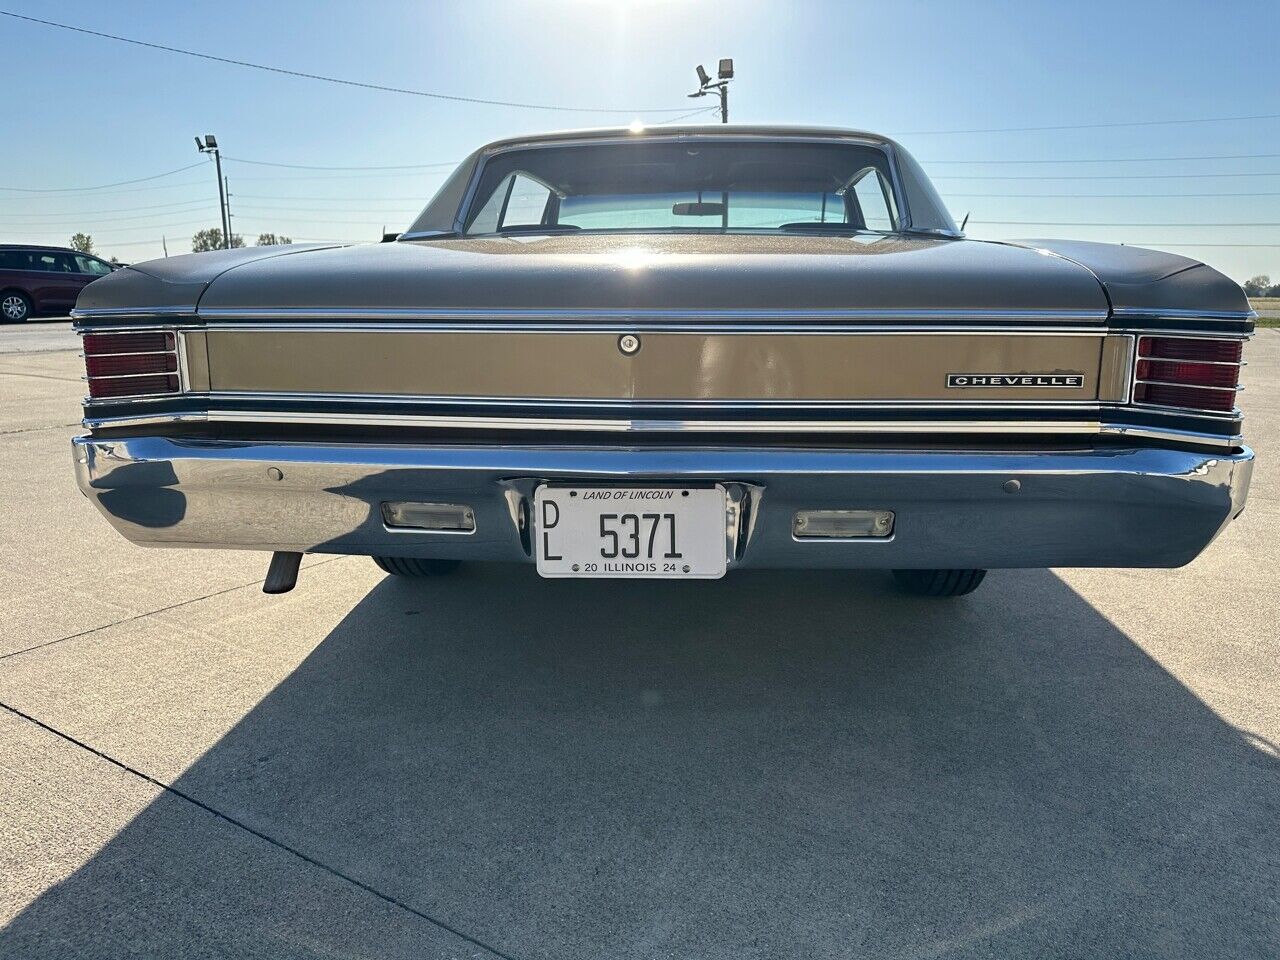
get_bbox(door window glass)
[74,255,114,276]
[850,169,897,231]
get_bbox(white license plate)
[534,485,729,579]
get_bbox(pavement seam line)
[0,370,85,384]
[0,422,81,436]
[0,700,517,960]
[0,556,349,663]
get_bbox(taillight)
[1133,336,1242,414]
[83,331,180,400]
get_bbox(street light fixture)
[195,133,231,249]
[688,58,734,123]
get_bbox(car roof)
[475,123,898,153]
[1,244,82,253]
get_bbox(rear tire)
[892,568,987,597]
[1,291,32,323]
[372,555,462,577]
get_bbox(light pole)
[688,58,734,123]
[195,134,231,248]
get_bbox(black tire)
[892,568,987,597]
[372,555,462,577]
[1,290,32,323]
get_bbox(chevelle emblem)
[947,373,1084,388]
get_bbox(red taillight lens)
[84,352,177,377]
[1133,382,1237,413]
[1133,335,1242,414]
[1138,336,1242,363]
[88,374,180,399]
[83,332,174,355]
[1135,358,1239,389]
[82,330,180,400]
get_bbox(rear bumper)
[72,436,1253,570]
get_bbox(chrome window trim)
[432,132,913,241]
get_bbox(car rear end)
[70,305,1253,577]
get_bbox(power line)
[924,152,1280,165]
[225,157,458,171]
[0,179,210,199]
[231,170,453,182]
[235,204,417,215]
[0,198,215,218]
[943,191,1280,198]
[14,216,221,235]
[0,10,691,115]
[974,220,1280,227]
[231,193,429,201]
[896,112,1280,136]
[0,161,206,193]
[933,171,1280,181]
[657,105,723,124]
[2,207,220,228]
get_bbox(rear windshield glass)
[462,140,899,235]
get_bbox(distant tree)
[69,232,95,254]
[1243,275,1271,297]
[191,227,245,252]
[256,232,293,246]
[1268,282,1280,298]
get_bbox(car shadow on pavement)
[3,565,1277,959]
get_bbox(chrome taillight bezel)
[81,327,183,402]
[1131,334,1245,417]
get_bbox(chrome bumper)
[72,436,1254,570]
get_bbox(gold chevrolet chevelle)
[71,126,1255,596]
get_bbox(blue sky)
[2,0,1278,282]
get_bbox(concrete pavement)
[0,332,1276,959]
[0,318,77,355]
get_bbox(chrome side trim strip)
[145,390,1113,411]
[72,308,196,320]
[1112,307,1257,323]
[78,408,1242,448]
[190,307,1111,323]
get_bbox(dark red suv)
[0,244,118,322]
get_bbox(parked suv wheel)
[1,291,32,322]
[372,556,462,577]
[892,568,987,597]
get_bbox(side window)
[850,169,898,232]
[467,173,553,233]
[0,251,24,270]
[500,174,552,229]
[74,255,113,276]
[468,177,507,234]
[33,252,75,272]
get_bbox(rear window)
[462,140,900,235]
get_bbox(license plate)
[534,485,729,579]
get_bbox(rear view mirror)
[672,201,726,217]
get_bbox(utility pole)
[195,134,231,248]
[224,174,233,245]
[688,58,734,123]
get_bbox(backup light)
[382,501,476,533]
[793,509,894,539]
